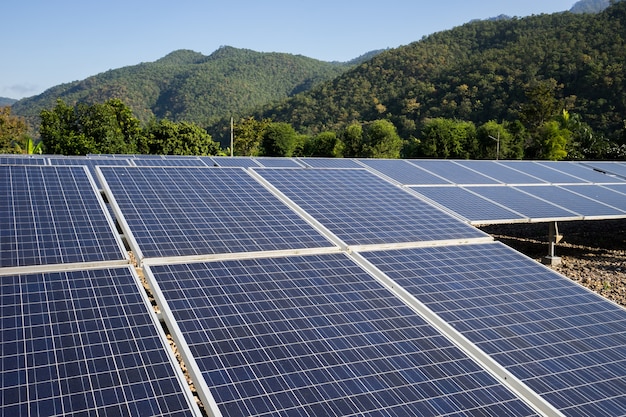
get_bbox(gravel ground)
[480,219,626,307]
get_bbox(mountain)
[243,2,626,144]
[570,0,612,13]
[11,46,376,127]
[0,97,16,106]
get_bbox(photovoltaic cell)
[254,157,304,168]
[498,161,590,184]
[298,158,362,168]
[408,160,500,184]
[583,161,626,180]
[410,186,526,223]
[466,186,580,220]
[358,159,451,185]
[254,168,486,246]
[48,157,132,185]
[148,254,538,417]
[454,160,547,184]
[0,156,46,165]
[536,161,623,184]
[0,166,125,268]
[561,184,626,212]
[362,242,626,416]
[205,157,261,168]
[99,167,332,259]
[515,185,626,218]
[0,267,198,417]
[131,158,208,167]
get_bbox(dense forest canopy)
[245,2,626,156]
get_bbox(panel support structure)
[543,221,563,266]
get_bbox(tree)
[340,122,364,157]
[261,122,299,157]
[418,118,477,159]
[12,136,43,155]
[302,131,344,157]
[141,119,220,155]
[363,119,403,158]
[233,117,271,156]
[0,106,32,154]
[538,120,570,160]
[40,99,143,155]
[476,120,522,160]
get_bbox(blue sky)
[4,0,576,99]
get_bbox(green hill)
[245,2,626,145]
[11,46,372,127]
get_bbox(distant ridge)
[0,97,16,106]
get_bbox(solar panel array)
[3,154,626,417]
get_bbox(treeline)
[0,92,617,160]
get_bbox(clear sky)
[3,0,577,99]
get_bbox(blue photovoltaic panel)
[99,167,332,259]
[537,161,623,183]
[298,158,362,169]
[497,161,588,184]
[0,267,198,417]
[48,157,132,184]
[584,161,626,180]
[408,160,500,184]
[0,156,46,165]
[254,157,304,168]
[515,185,626,218]
[0,166,125,268]
[205,157,261,168]
[362,243,626,416]
[560,184,626,213]
[255,168,486,246]
[411,186,526,223]
[358,159,451,185]
[466,186,580,220]
[132,157,208,167]
[149,254,537,417]
[454,161,547,185]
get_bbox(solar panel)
[0,267,200,417]
[361,242,626,416]
[408,160,500,185]
[537,161,624,184]
[48,156,132,185]
[253,168,487,247]
[147,254,538,417]
[515,185,626,218]
[0,156,46,165]
[0,166,126,268]
[358,159,451,185]
[98,167,333,260]
[411,186,526,223]
[132,157,208,167]
[465,186,580,221]
[254,157,304,168]
[298,158,362,168]
[454,161,547,185]
[583,161,626,179]
[498,161,591,184]
[205,157,261,167]
[559,184,626,213]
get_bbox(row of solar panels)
[2,156,626,416]
[3,153,626,183]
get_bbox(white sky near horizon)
[3,0,576,99]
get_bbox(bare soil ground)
[479,219,626,307]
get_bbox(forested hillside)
[239,2,625,156]
[11,47,365,126]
